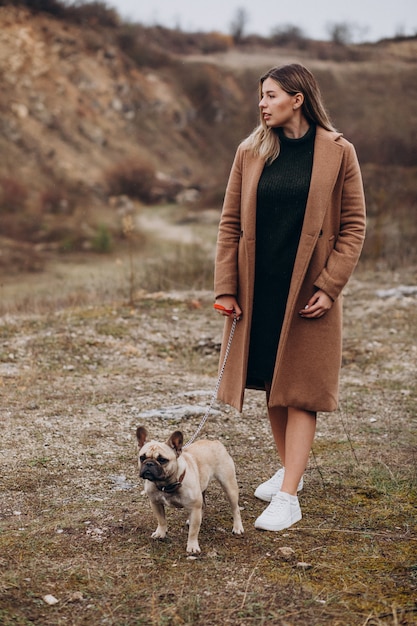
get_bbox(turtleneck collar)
[275,124,316,144]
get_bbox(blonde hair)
[244,63,337,163]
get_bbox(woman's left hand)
[299,290,333,319]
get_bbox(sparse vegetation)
[0,262,416,625]
[105,159,158,204]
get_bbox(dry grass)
[0,256,416,625]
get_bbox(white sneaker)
[254,491,302,531]
[254,467,303,502]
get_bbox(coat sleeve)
[314,141,366,300]
[214,145,244,298]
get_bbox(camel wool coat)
[214,126,366,413]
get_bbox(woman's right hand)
[214,295,242,320]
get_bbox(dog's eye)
[139,455,146,462]
[157,456,169,464]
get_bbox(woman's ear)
[293,92,304,110]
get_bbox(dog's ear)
[167,430,183,456]
[136,426,148,448]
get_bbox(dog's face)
[136,426,183,484]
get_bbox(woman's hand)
[299,290,333,319]
[214,295,242,320]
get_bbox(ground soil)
[0,211,416,624]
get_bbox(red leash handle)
[213,303,234,316]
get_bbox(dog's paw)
[151,528,167,539]
[232,524,244,536]
[186,542,201,554]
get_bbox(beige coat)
[214,126,366,413]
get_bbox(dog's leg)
[217,465,244,536]
[149,500,168,539]
[186,506,203,553]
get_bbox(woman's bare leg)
[280,406,316,495]
[266,404,288,465]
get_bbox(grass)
[1,264,416,625]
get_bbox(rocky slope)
[1,8,194,187]
[1,5,416,273]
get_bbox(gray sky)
[107,0,417,42]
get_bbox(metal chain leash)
[183,315,237,449]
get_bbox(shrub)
[0,176,28,213]
[64,1,119,27]
[117,26,171,68]
[0,177,41,240]
[38,187,71,215]
[0,0,64,14]
[105,159,157,204]
[270,25,307,48]
[0,0,120,26]
[91,224,112,253]
[199,32,234,54]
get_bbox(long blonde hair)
[244,64,337,163]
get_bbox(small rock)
[296,561,312,570]
[43,594,59,605]
[68,591,84,602]
[279,546,295,557]
[11,102,29,118]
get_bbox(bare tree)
[270,24,306,47]
[230,7,249,43]
[326,21,368,44]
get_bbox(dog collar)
[158,470,186,494]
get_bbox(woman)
[214,64,366,531]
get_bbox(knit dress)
[246,124,316,388]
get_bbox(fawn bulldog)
[136,426,244,553]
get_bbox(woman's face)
[259,77,299,129]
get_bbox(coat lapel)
[290,129,344,287]
[242,154,265,239]
[302,128,344,236]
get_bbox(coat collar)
[301,126,344,236]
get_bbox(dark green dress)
[246,124,316,388]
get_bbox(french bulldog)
[136,426,244,553]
